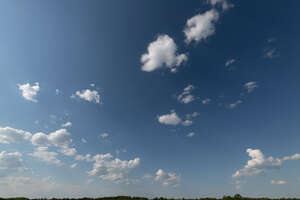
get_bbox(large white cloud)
[155,169,180,186]
[184,9,219,44]
[72,89,101,104]
[157,111,182,125]
[31,129,72,147]
[87,153,140,183]
[177,85,195,104]
[17,82,40,102]
[29,147,62,166]
[0,126,32,144]
[141,34,188,72]
[0,151,24,176]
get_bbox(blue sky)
[1,0,300,198]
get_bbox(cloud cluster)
[0,151,24,176]
[31,129,72,147]
[177,85,195,104]
[87,153,140,183]
[0,126,32,144]
[141,34,188,72]
[72,89,101,104]
[29,147,62,166]
[154,169,180,186]
[184,9,219,44]
[17,82,40,102]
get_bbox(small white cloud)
[72,89,101,104]
[90,83,95,87]
[186,112,200,119]
[31,129,72,147]
[70,163,77,169]
[141,34,187,72]
[244,82,258,93]
[225,58,236,67]
[187,132,195,137]
[75,154,93,162]
[208,0,234,11]
[182,120,193,126]
[55,89,60,95]
[17,82,40,102]
[0,126,32,144]
[202,98,211,104]
[270,180,286,185]
[155,169,180,186]
[177,85,195,104]
[100,132,109,138]
[28,147,62,166]
[228,100,242,109]
[184,9,219,44]
[59,146,77,156]
[264,48,278,58]
[157,111,182,125]
[61,121,72,128]
[81,138,87,143]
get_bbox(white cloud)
[0,151,24,176]
[228,100,242,109]
[177,85,195,104]
[141,34,187,72]
[72,89,101,104]
[208,0,234,11]
[232,149,282,178]
[70,163,77,169]
[282,153,300,161]
[187,132,195,137]
[55,89,60,95]
[31,129,72,147]
[184,9,219,44]
[155,169,180,186]
[29,147,62,166]
[17,82,40,102]
[88,153,140,183]
[75,154,93,162]
[182,120,193,126]
[186,112,200,119]
[225,58,236,67]
[59,146,77,156]
[61,121,72,128]
[264,48,278,58]
[270,180,286,185]
[90,83,95,87]
[202,98,211,104]
[81,138,87,143]
[244,82,259,93]
[100,132,109,138]
[0,126,32,144]
[157,111,182,125]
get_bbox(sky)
[1,0,300,198]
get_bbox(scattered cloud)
[177,85,195,104]
[81,138,87,143]
[208,0,234,11]
[186,112,200,119]
[187,132,195,137]
[244,82,259,93]
[155,169,180,186]
[182,120,193,126]
[141,34,187,72]
[0,151,24,176]
[100,132,109,138]
[72,89,101,104]
[61,121,72,128]
[157,110,182,125]
[184,9,219,44]
[202,98,211,104]
[70,163,77,169]
[270,180,286,185]
[87,153,140,183]
[0,126,32,144]
[17,82,40,102]
[31,129,72,147]
[225,58,236,67]
[29,147,62,166]
[228,100,242,109]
